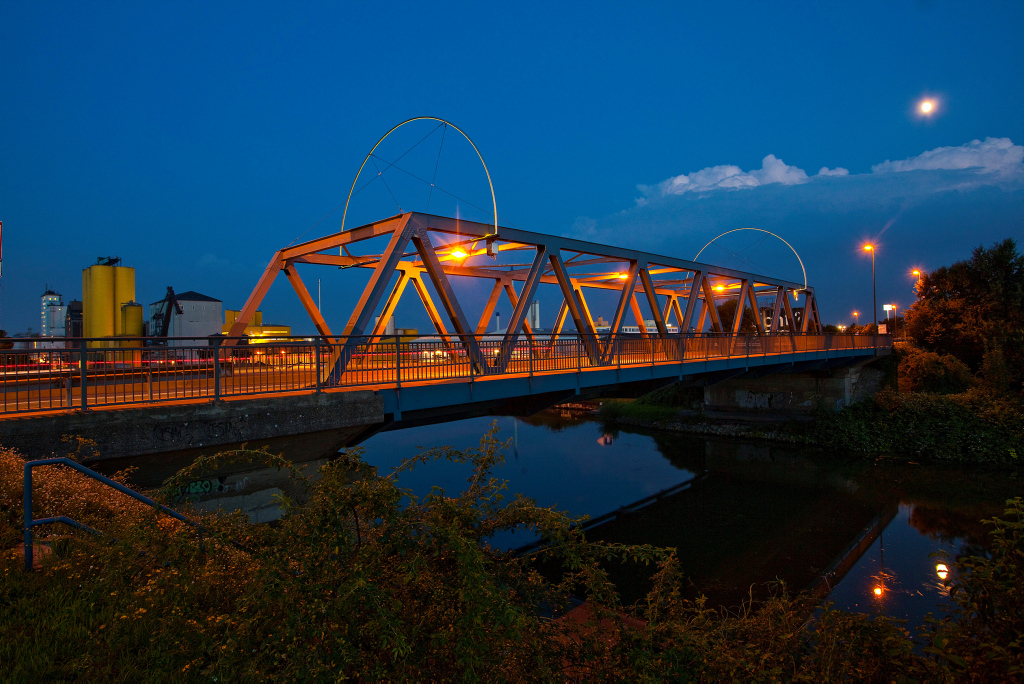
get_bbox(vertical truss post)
[769,286,785,334]
[782,288,798,351]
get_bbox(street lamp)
[853,310,859,329]
[863,244,876,332]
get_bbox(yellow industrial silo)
[113,267,135,335]
[86,264,115,341]
[82,258,136,347]
[121,302,144,337]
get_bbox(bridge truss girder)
[227,212,821,379]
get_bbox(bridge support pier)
[700,359,886,415]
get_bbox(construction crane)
[151,286,183,340]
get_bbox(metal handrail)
[23,457,201,572]
[0,332,890,416]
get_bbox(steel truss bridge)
[1,213,889,421]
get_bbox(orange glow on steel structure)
[450,249,468,259]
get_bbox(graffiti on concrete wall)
[175,476,251,502]
[735,390,788,411]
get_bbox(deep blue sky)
[2,1,1022,332]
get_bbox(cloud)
[636,138,1023,205]
[638,154,808,201]
[871,137,1023,175]
[564,137,1024,325]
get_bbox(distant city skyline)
[1,2,1021,334]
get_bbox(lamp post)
[863,245,876,332]
[853,310,859,330]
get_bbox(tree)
[905,239,1024,387]
[715,299,758,333]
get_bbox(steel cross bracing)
[226,212,823,381]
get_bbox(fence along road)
[0,332,888,417]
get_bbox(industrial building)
[40,289,66,337]
[223,309,291,341]
[149,289,223,343]
[64,301,83,339]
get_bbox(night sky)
[2,2,1022,333]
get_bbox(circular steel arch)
[695,228,807,289]
[341,117,498,236]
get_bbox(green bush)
[2,435,1021,680]
[898,345,975,394]
[813,388,1023,463]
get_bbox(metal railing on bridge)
[0,333,889,416]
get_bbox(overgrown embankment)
[2,435,1022,680]
[599,344,1024,464]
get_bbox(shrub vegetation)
[1,431,1022,680]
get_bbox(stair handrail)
[23,457,202,572]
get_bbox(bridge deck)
[0,333,888,419]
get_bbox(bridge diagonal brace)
[475,280,504,335]
[226,250,285,342]
[732,279,750,334]
[606,261,639,361]
[638,266,668,338]
[368,269,412,345]
[802,290,821,333]
[549,251,600,362]
[334,216,413,377]
[409,271,455,352]
[494,246,546,372]
[282,262,341,385]
[501,280,536,343]
[680,270,703,333]
[410,229,484,369]
[629,294,649,336]
[746,282,766,335]
[701,274,725,333]
[282,263,336,342]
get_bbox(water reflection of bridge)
[566,438,898,607]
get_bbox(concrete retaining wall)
[0,391,384,463]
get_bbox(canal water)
[357,410,1021,628]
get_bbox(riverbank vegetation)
[2,432,1022,680]
[602,239,1024,464]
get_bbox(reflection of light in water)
[873,586,884,597]
[597,434,614,446]
[936,563,948,581]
